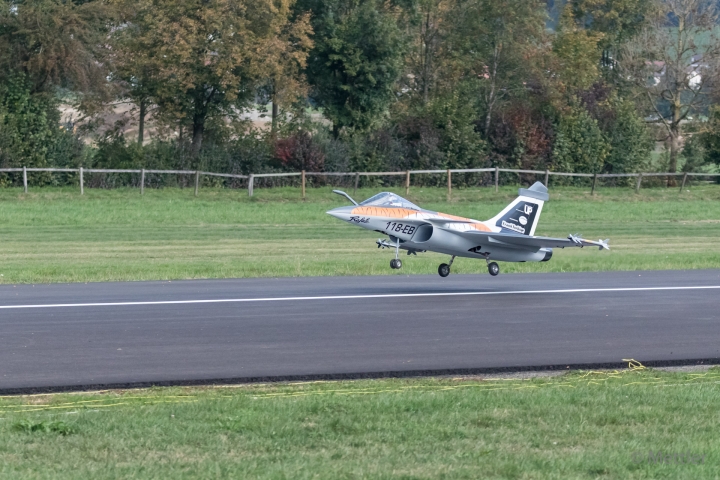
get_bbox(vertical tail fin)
[487,182,549,236]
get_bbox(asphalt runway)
[1,270,719,392]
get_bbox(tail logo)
[496,201,539,235]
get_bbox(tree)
[601,96,653,173]
[0,0,118,101]
[259,12,312,136]
[553,10,605,93]
[114,0,312,155]
[0,1,107,177]
[403,0,458,105]
[620,0,720,182]
[452,0,547,136]
[297,0,409,135]
[568,0,654,67]
[552,105,609,175]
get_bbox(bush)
[0,72,86,186]
[552,105,609,177]
[273,131,325,172]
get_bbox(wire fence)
[1,166,718,197]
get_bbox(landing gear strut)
[390,237,402,269]
[487,261,500,276]
[438,255,456,278]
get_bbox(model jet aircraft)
[327,181,609,277]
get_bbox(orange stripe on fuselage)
[437,213,492,232]
[350,207,492,232]
[350,206,420,218]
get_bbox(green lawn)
[0,366,718,479]
[1,184,719,284]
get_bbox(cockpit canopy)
[360,192,421,211]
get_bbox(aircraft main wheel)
[438,263,450,277]
[488,262,500,276]
[390,259,402,269]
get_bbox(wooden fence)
[1,166,718,197]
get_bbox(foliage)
[619,0,720,178]
[273,131,325,171]
[453,0,548,136]
[393,115,444,170]
[0,0,717,180]
[424,84,486,169]
[552,105,608,175]
[487,102,555,171]
[702,106,720,167]
[0,72,85,181]
[553,7,605,93]
[568,0,654,57]
[681,134,708,173]
[579,86,652,174]
[113,0,312,154]
[0,0,119,109]
[602,97,652,174]
[402,0,460,105]
[298,0,409,134]
[92,130,277,179]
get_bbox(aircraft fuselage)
[327,205,552,263]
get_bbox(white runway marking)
[1,285,719,310]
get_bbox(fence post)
[591,173,597,195]
[494,166,499,193]
[23,166,27,193]
[248,174,254,197]
[354,172,359,196]
[447,169,452,201]
[544,169,549,187]
[194,171,200,197]
[301,170,306,200]
[140,169,145,195]
[680,172,688,192]
[405,170,410,196]
[635,173,643,193]
[79,167,84,195]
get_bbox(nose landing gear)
[389,236,403,269]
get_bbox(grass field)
[0,366,718,479]
[1,184,719,284]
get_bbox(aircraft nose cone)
[326,206,353,220]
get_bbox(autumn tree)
[114,0,312,155]
[620,0,720,181]
[258,12,312,136]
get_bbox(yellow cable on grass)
[2,359,719,414]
